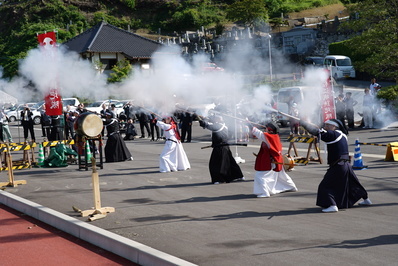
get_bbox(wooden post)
[6,146,14,185]
[288,141,299,157]
[0,144,27,188]
[306,136,322,164]
[92,157,101,210]
[72,157,115,221]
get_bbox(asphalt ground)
[1,114,398,266]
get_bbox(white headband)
[325,120,339,128]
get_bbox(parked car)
[31,101,44,111]
[303,56,324,68]
[32,98,81,112]
[324,55,356,79]
[6,104,41,125]
[62,98,80,111]
[3,104,19,113]
[112,101,128,117]
[86,99,121,115]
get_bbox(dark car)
[303,56,324,68]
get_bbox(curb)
[0,190,197,266]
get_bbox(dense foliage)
[340,0,398,82]
[226,0,268,28]
[107,59,133,83]
[0,0,344,79]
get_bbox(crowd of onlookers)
[0,100,201,144]
[1,77,390,143]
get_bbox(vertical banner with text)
[37,31,63,115]
[321,69,336,122]
[44,89,63,116]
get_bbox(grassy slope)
[288,3,348,19]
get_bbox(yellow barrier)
[0,143,30,187]
[41,139,76,163]
[286,134,322,164]
[385,142,398,161]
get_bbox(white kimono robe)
[156,121,191,172]
[252,127,298,197]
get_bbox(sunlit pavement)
[1,118,398,265]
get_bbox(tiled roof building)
[63,21,163,73]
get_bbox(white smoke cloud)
[299,67,329,121]
[0,35,307,124]
[19,45,109,100]
[117,45,252,117]
[3,34,394,130]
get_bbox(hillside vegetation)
[0,0,343,78]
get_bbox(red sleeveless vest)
[254,132,283,172]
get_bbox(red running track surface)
[0,204,138,266]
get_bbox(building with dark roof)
[63,21,163,75]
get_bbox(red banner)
[321,69,336,122]
[44,89,63,116]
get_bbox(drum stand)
[77,135,103,171]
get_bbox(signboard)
[321,69,336,122]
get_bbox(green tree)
[269,16,285,32]
[122,0,136,9]
[157,0,224,31]
[341,0,398,82]
[226,0,268,28]
[107,59,133,83]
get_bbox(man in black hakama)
[103,113,133,162]
[301,119,372,213]
[199,115,244,184]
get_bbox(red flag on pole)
[321,69,336,122]
[37,32,62,115]
[37,32,57,48]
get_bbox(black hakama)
[316,128,368,209]
[316,161,368,209]
[209,145,244,183]
[104,118,132,162]
[201,119,244,183]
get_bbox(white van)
[323,55,355,79]
[276,86,322,127]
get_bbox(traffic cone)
[38,144,45,166]
[85,141,92,161]
[353,139,367,170]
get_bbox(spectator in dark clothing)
[343,92,358,129]
[76,103,87,114]
[335,94,346,126]
[20,105,36,142]
[41,104,51,138]
[149,113,160,141]
[123,102,135,120]
[179,111,195,142]
[136,110,151,138]
[123,118,137,140]
[66,110,78,139]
